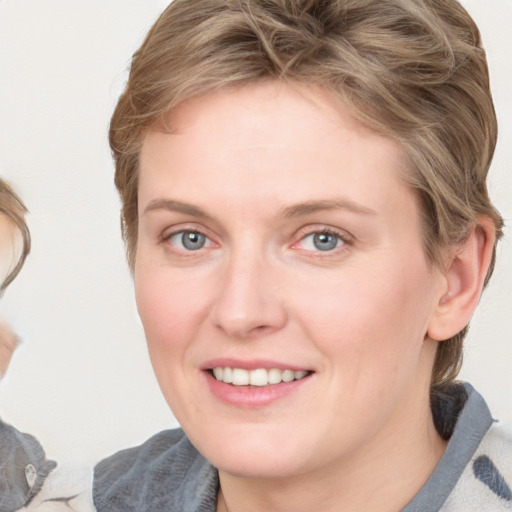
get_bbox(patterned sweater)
[93,384,512,511]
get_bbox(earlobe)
[427,216,496,341]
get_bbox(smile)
[211,367,310,386]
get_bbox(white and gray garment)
[93,383,512,512]
[0,420,95,512]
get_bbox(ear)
[427,216,496,341]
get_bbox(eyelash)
[292,227,352,255]
[161,228,214,252]
[160,226,352,257]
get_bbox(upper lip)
[200,358,312,372]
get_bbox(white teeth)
[223,367,233,384]
[282,369,295,382]
[249,368,268,386]
[232,368,250,386]
[211,367,310,386]
[268,368,282,385]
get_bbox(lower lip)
[204,371,312,408]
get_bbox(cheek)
[291,256,434,370]
[135,267,203,353]
[134,267,205,410]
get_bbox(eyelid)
[291,225,353,252]
[172,231,213,250]
[160,224,218,252]
[160,222,211,240]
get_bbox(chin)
[212,449,308,480]
[188,422,315,479]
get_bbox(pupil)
[182,232,205,250]
[313,232,337,251]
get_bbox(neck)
[217,395,447,512]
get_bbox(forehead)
[139,81,410,210]
[162,82,397,163]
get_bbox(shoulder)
[403,384,511,512]
[440,420,512,511]
[94,428,188,486]
[477,420,512,472]
[0,418,95,511]
[93,428,218,512]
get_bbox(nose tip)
[209,259,287,339]
[214,314,277,339]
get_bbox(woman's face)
[135,81,445,478]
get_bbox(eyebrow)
[143,199,213,219]
[279,199,377,218]
[143,198,377,220]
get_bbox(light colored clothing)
[0,419,95,512]
[17,464,95,512]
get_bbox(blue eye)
[301,231,344,251]
[170,231,208,251]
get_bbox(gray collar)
[401,383,492,512]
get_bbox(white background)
[0,0,510,466]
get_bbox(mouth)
[208,367,313,387]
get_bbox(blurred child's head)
[0,179,30,293]
[0,178,30,376]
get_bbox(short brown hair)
[110,0,503,388]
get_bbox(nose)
[209,250,287,339]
